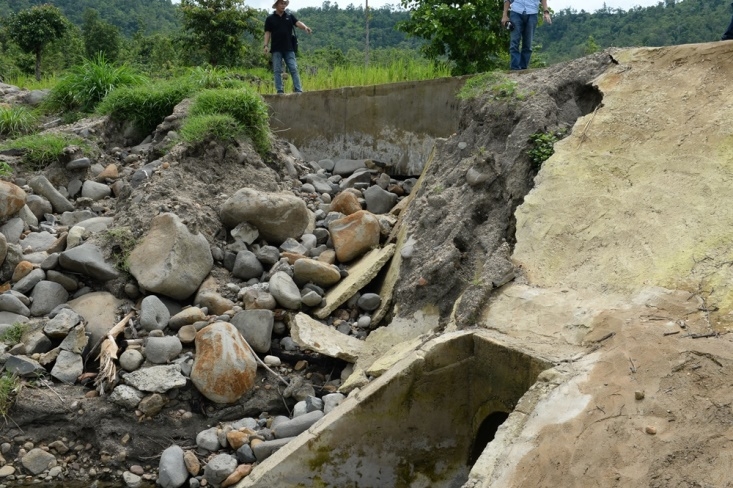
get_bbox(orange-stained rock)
[95,164,119,181]
[281,251,307,264]
[0,181,26,220]
[330,191,361,215]
[183,449,200,476]
[226,430,249,450]
[221,464,253,487]
[328,210,381,263]
[190,322,257,404]
[12,261,34,282]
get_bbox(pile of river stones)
[0,84,418,488]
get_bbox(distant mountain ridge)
[0,0,180,36]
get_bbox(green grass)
[44,55,148,113]
[0,161,12,178]
[181,114,243,144]
[185,88,271,154]
[249,59,451,94]
[2,73,58,91]
[0,322,27,345]
[0,133,86,170]
[0,372,20,418]
[0,106,37,137]
[99,227,137,272]
[97,79,193,136]
[457,71,523,100]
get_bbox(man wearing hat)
[264,0,312,93]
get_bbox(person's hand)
[543,11,552,24]
[304,26,312,34]
[501,14,509,27]
[263,45,269,53]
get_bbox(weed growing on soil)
[100,227,137,272]
[97,79,192,136]
[0,133,85,170]
[0,322,27,345]
[0,105,37,136]
[528,129,567,169]
[458,71,523,101]
[185,88,271,154]
[44,54,148,113]
[0,372,20,418]
[0,161,12,177]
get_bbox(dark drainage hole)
[468,411,510,466]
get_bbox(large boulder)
[128,213,213,300]
[190,322,258,404]
[0,181,26,221]
[220,188,310,244]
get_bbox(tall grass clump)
[0,133,85,170]
[185,66,248,90]
[264,58,450,94]
[180,114,243,145]
[0,106,37,137]
[184,88,271,154]
[97,79,192,136]
[45,55,148,113]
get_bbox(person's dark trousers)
[509,11,538,70]
[723,2,733,40]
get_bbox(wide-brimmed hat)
[272,0,289,8]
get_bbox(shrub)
[0,133,84,170]
[0,105,37,137]
[186,88,271,154]
[97,79,192,136]
[528,129,566,169]
[44,54,147,113]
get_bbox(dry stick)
[94,311,135,395]
[663,330,681,336]
[242,340,289,387]
[577,106,601,148]
[628,356,637,373]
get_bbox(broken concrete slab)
[290,313,367,362]
[313,244,395,319]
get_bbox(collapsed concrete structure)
[242,41,733,488]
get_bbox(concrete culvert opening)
[240,331,552,488]
[468,411,510,467]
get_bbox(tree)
[179,0,260,67]
[83,9,121,62]
[397,0,505,75]
[4,4,68,80]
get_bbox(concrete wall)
[264,76,467,176]
[237,331,551,488]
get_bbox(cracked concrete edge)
[313,243,396,319]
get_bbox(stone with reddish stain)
[328,210,381,263]
[0,181,26,221]
[190,322,257,404]
[221,464,253,487]
[330,191,361,215]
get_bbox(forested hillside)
[0,0,179,35]
[1,0,732,81]
[536,0,732,64]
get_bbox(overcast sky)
[241,0,665,13]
